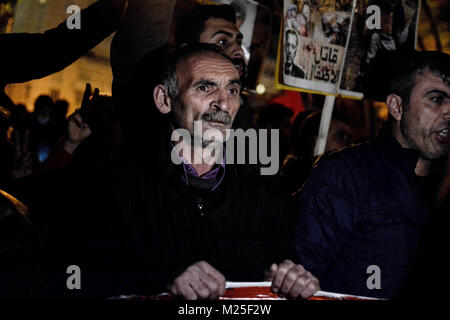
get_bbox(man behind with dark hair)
[292,50,449,298]
[175,4,246,78]
[175,5,235,45]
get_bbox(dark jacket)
[102,157,296,297]
[34,123,297,299]
[292,125,446,299]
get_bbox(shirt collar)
[171,142,226,191]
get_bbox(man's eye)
[229,88,239,95]
[198,85,208,91]
[218,39,228,46]
[431,96,444,104]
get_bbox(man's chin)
[232,58,247,79]
[420,145,449,160]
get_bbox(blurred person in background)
[280,110,351,195]
[257,103,294,167]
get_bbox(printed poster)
[276,0,420,100]
[338,0,420,100]
[277,0,355,95]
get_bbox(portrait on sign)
[279,0,353,95]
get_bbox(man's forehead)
[201,17,242,38]
[413,70,450,93]
[287,33,297,42]
[177,52,239,83]
[185,51,234,66]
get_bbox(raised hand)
[81,83,100,111]
[64,113,91,154]
[62,83,97,154]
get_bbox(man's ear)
[153,84,172,114]
[386,94,404,121]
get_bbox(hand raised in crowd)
[64,113,91,154]
[63,83,97,154]
[167,261,226,300]
[265,259,320,299]
[11,129,33,179]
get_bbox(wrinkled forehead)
[176,51,238,84]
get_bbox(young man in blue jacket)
[293,50,449,299]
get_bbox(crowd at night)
[0,0,449,302]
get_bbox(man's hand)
[266,259,320,299]
[63,83,97,154]
[168,261,226,300]
[64,113,91,154]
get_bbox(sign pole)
[313,0,356,156]
[313,95,336,156]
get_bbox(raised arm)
[0,0,126,85]
[110,0,177,89]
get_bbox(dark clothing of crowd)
[0,1,449,301]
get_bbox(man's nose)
[211,89,231,112]
[227,41,244,60]
[443,102,450,120]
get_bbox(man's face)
[198,18,246,78]
[36,105,51,125]
[400,71,450,159]
[286,33,297,64]
[172,52,241,145]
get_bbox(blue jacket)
[292,126,445,299]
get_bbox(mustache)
[202,110,232,125]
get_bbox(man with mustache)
[292,50,449,299]
[111,2,250,146]
[99,44,320,300]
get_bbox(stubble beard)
[400,109,448,160]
